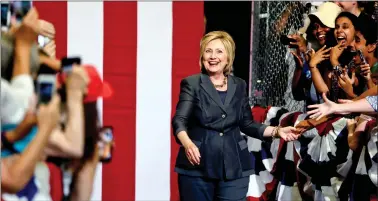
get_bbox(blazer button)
[219,133,223,136]
[222,114,226,118]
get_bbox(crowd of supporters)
[1,2,114,200]
[246,1,378,200]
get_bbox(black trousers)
[178,174,249,201]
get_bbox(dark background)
[204,1,252,85]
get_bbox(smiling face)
[199,31,235,76]
[311,21,331,46]
[334,16,356,47]
[202,39,228,75]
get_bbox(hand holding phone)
[61,57,81,74]
[38,35,51,48]
[37,74,56,105]
[280,35,298,47]
[357,49,367,64]
[98,126,114,163]
[9,1,32,23]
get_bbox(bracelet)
[271,127,276,138]
[275,126,281,138]
[271,126,281,139]
[309,63,317,69]
[270,127,277,139]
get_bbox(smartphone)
[1,3,10,28]
[61,57,81,73]
[357,49,367,64]
[280,35,297,47]
[37,74,56,104]
[10,1,32,23]
[98,126,114,163]
[38,35,51,48]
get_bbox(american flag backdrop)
[34,1,204,200]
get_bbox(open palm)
[307,93,337,120]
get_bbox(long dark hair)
[335,12,359,27]
[82,101,100,161]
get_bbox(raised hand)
[42,40,56,58]
[360,63,371,81]
[307,93,339,120]
[287,34,307,53]
[330,41,346,66]
[338,71,355,98]
[13,8,39,45]
[38,19,55,39]
[309,46,332,68]
[66,66,90,94]
[37,95,61,133]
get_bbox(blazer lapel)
[200,74,226,112]
[224,76,236,107]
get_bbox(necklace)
[213,77,227,88]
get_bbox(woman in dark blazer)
[172,31,300,201]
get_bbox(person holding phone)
[97,127,114,163]
[353,17,378,88]
[172,31,299,201]
[36,19,56,59]
[291,2,341,109]
[49,65,113,201]
[2,95,61,194]
[308,12,360,102]
[43,65,89,158]
[1,7,39,125]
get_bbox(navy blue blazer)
[172,73,267,180]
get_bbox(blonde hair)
[199,31,235,76]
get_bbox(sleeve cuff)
[366,96,378,112]
[258,124,268,139]
[174,128,187,136]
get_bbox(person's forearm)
[13,42,31,77]
[292,68,303,95]
[69,148,99,201]
[39,54,61,71]
[353,85,378,101]
[177,131,192,148]
[366,79,375,89]
[336,98,375,113]
[310,67,329,94]
[7,126,53,192]
[64,90,85,157]
[262,126,276,138]
[7,119,36,142]
[5,125,33,143]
